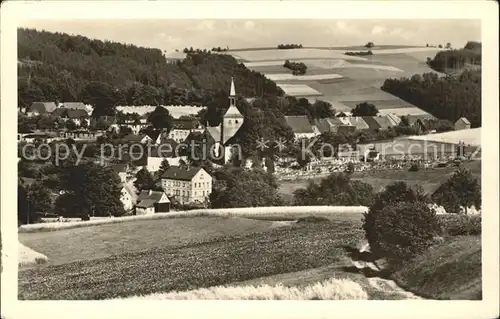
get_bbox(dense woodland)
[381,70,481,127]
[344,51,373,56]
[428,41,481,73]
[18,28,283,114]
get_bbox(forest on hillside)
[428,41,482,73]
[381,70,481,127]
[17,28,283,115]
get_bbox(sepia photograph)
[1,1,499,319]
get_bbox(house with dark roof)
[361,116,382,130]
[28,102,57,116]
[60,102,92,114]
[285,115,320,139]
[454,117,471,130]
[372,116,393,130]
[52,108,89,126]
[135,190,170,215]
[161,166,212,205]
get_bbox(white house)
[120,184,136,211]
[161,166,212,205]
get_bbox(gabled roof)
[136,199,156,208]
[137,190,168,203]
[361,116,381,130]
[30,102,57,113]
[372,116,393,130]
[285,115,314,134]
[162,166,202,181]
[52,108,88,119]
[349,117,370,130]
[223,105,243,119]
[385,114,401,126]
[165,51,187,60]
[205,125,221,142]
[61,102,87,111]
[455,117,471,125]
[122,134,146,143]
[314,118,333,134]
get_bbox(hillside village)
[16,24,485,302]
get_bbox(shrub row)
[438,214,481,236]
[283,60,307,75]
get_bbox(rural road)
[352,244,423,300]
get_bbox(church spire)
[230,77,236,97]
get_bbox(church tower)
[221,77,244,145]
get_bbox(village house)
[454,117,471,130]
[385,113,402,126]
[120,184,136,212]
[285,115,320,140]
[59,102,93,115]
[52,108,89,126]
[135,190,171,215]
[58,129,103,141]
[161,166,212,205]
[27,102,57,116]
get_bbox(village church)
[205,78,245,163]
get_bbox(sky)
[20,19,481,52]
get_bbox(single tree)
[134,167,155,193]
[351,102,379,117]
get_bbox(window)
[235,120,239,124]
[228,120,232,124]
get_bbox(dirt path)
[351,244,423,300]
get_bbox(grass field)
[391,235,481,300]
[19,217,365,300]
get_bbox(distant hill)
[17,28,283,112]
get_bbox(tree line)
[381,70,481,127]
[277,44,303,49]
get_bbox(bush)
[296,216,331,224]
[409,163,419,172]
[438,214,481,236]
[432,168,481,214]
[363,182,431,260]
[363,201,440,261]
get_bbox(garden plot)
[265,73,344,81]
[278,84,322,96]
[378,107,431,116]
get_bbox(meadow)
[236,47,444,114]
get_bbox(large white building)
[161,166,212,205]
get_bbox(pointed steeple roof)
[230,77,236,96]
